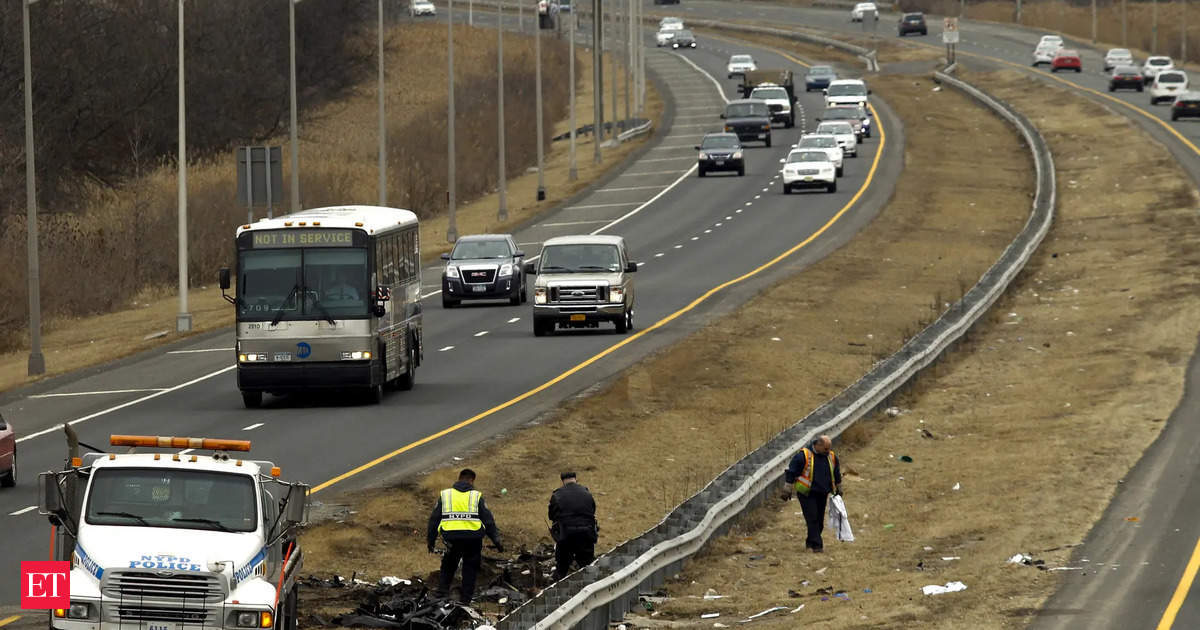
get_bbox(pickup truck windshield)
[752,88,789,100]
[827,84,867,97]
[86,468,258,532]
[540,244,622,273]
[726,102,770,117]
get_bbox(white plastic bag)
[827,495,854,542]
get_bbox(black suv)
[696,132,745,177]
[898,12,927,36]
[440,234,526,307]
[721,99,773,147]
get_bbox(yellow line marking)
[311,47,888,495]
[1157,533,1200,629]
[0,616,21,628]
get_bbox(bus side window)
[404,230,416,283]
[387,237,398,286]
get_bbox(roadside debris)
[921,581,968,596]
[739,606,789,622]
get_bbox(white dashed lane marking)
[9,506,37,516]
[507,317,521,323]
[439,346,455,352]
[242,423,264,431]
[475,331,489,337]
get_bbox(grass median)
[296,70,1032,622]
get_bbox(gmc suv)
[526,235,638,336]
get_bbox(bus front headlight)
[239,353,268,362]
[534,288,547,304]
[340,351,373,360]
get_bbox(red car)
[0,414,14,487]
[1052,49,1083,73]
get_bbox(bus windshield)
[85,468,257,533]
[238,248,369,321]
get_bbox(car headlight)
[608,286,625,303]
[698,151,708,160]
[238,353,268,362]
[672,43,679,48]
[498,263,515,277]
[340,351,373,360]
[534,287,547,304]
[862,118,871,126]
[761,124,771,130]
[445,265,460,279]
[732,150,743,159]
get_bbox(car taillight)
[1175,101,1185,107]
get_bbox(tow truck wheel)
[241,391,263,409]
[281,586,298,630]
[0,447,15,488]
[397,339,417,391]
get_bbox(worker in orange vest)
[783,435,842,553]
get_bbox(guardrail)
[498,35,1056,630]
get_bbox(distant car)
[1051,49,1082,72]
[750,83,796,128]
[1103,48,1134,72]
[659,17,684,30]
[898,12,927,36]
[696,132,745,177]
[655,29,677,46]
[1142,56,1175,84]
[815,121,857,157]
[1108,65,1144,92]
[1038,35,1064,48]
[722,99,773,146]
[1171,91,1200,120]
[781,150,838,194]
[440,234,526,308]
[654,0,681,5]
[805,65,838,91]
[850,2,878,22]
[0,414,14,488]
[820,105,871,140]
[824,78,870,109]
[796,134,845,176]
[409,0,436,17]
[1032,41,1062,66]
[671,29,697,49]
[1150,70,1189,105]
[727,54,758,78]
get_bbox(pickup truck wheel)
[0,448,15,488]
[782,183,791,194]
[827,181,838,193]
[615,309,631,334]
[397,339,417,391]
[241,391,263,409]
[534,319,552,337]
[836,165,844,177]
[520,279,528,303]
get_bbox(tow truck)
[39,435,309,630]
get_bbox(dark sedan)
[721,99,773,146]
[0,413,14,488]
[671,29,697,48]
[1109,65,1144,92]
[804,65,837,91]
[696,132,745,177]
[1172,91,1200,120]
[441,234,526,307]
[898,12,927,36]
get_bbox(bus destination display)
[248,229,356,248]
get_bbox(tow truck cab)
[39,436,309,630]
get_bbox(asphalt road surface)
[0,5,904,616]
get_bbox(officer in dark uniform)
[548,471,598,580]
[426,469,503,602]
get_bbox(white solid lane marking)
[421,290,443,299]
[670,53,732,104]
[475,331,489,337]
[761,188,769,192]
[9,506,36,516]
[622,170,690,176]
[566,202,641,209]
[167,348,235,354]
[674,244,683,249]
[30,388,168,399]
[648,144,706,151]
[507,317,521,323]
[704,229,712,233]
[715,222,723,227]
[691,236,700,241]
[754,194,762,199]
[439,346,455,352]
[725,216,732,220]
[17,365,237,444]
[745,201,753,206]
[638,156,698,163]
[736,209,743,213]
[541,220,613,227]
[242,423,264,431]
[596,185,667,192]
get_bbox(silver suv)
[526,235,638,336]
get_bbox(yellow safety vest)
[793,448,837,496]
[438,488,483,532]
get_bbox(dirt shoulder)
[0,42,660,395]
[295,73,1032,622]
[639,68,1200,629]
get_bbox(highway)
[644,2,1200,628]
[0,5,904,613]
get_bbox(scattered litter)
[801,580,810,586]
[815,567,827,575]
[378,576,409,587]
[787,590,801,598]
[1126,516,1140,522]
[834,592,851,601]
[452,456,463,461]
[701,613,721,619]
[500,488,507,495]
[143,330,170,341]
[790,604,805,613]
[863,588,872,593]
[771,337,782,342]
[1008,553,1031,564]
[923,546,934,551]
[922,581,968,596]
[703,589,725,600]
[899,455,913,463]
[952,482,961,491]
[886,406,902,417]
[931,86,942,92]
[1046,567,1085,572]
[739,606,789,622]
[883,524,895,530]
[714,623,730,628]
[942,557,960,561]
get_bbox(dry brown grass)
[0,34,661,394]
[297,73,1032,620]
[646,68,1200,629]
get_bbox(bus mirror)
[524,261,537,275]
[219,268,230,290]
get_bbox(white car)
[1104,48,1134,72]
[824,79,870,109]
[727,54,758,77]
[1038,35,1064,47]
[409,0,436,16]
[781,150,838,194]
[850,2,878,22]
[655,29,677,46]
[815,121,857,157]
[795,134,844,176]
[1032,42,1062,66]
[1143,56,1175,84]
[659,17,684,31]
[1150,70,1189,104]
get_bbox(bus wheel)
[366,383,384,404]
[241,391,262,409]
[397,340,417,391]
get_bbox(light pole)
[610,1,617,134]
[1123,0,1128,46]
[592,0,603,163]
[1184,0,1189,63]
[624,0,631,127]
[1092,0,1097,43]
[176,0,192,334]
[23,0,45,374]
[378,0,387,206]
[448,0,458,241]
[498,0,509,222]
[469,0,474,25]
[289,0,301,213]
[535,1,545,201]
[568,0,578,182]
[1154,0,1159,53]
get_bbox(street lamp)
[535,0,545,202]
[289,0,302,213]
[448,0,458,241]
[568,0,578,182]
[498,0,509,222]
[378,0,387,206]
[176,0,192,333]
[592,0,603,164]
[23,0,45,373]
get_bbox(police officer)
[548,471,598,580]
[783,435,842,553]
[427,469,503,602]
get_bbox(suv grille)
[102,571,226,603]
[768,104,785,113]
[550,285,603,303]
[461,268,497,284]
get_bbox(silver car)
[527,235,638,335]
